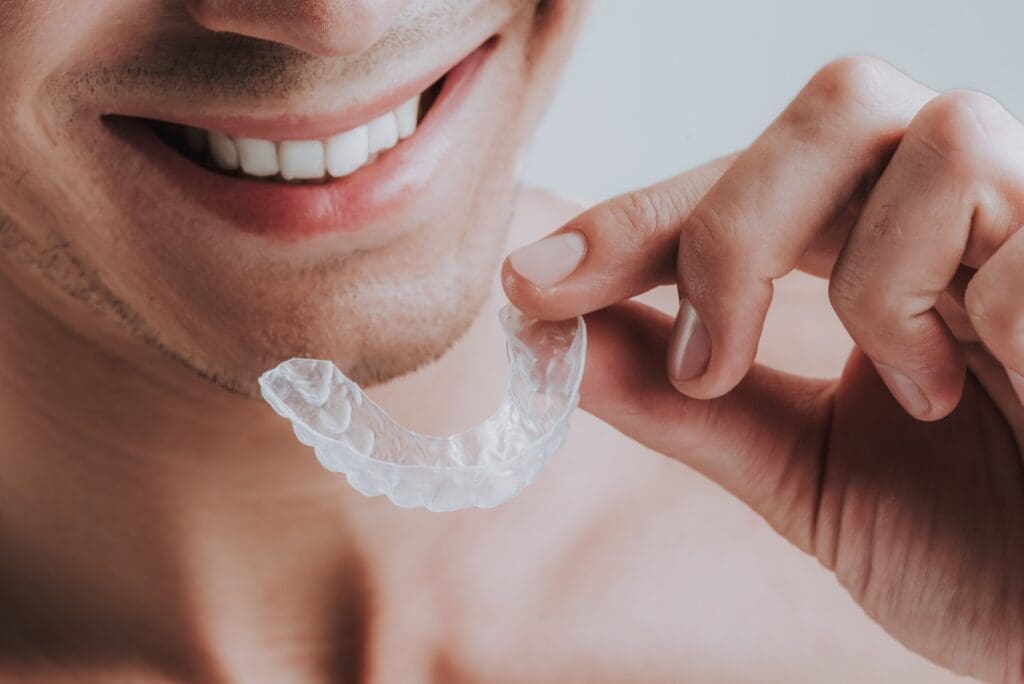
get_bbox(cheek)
[498,0,589,143]
[0,0,166,289]
[0,2,135,92]
[525,0,590,83]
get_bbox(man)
[0,1,1020,681]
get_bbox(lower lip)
[109,39,496,241]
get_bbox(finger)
[667,57,936,399]
[966,225,1024,405]
[502,154,736,321]
[580,300,833,552]
[829,91,1024,420]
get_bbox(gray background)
[522,0,1024,201]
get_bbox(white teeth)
[236,137,279,177]
[194,94,422,180]
[278,140,325,180]
[366,113,399,155]
[325,126,369,177]
[395,95,419,139]
[208,132,238,170]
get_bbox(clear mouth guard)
[259,305,586,512]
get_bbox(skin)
[0,1,1018,682]
[504,60,1024,680]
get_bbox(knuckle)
[907,90,1010,175]
[828,263,876,327]
[783,56,911,149]
[829,264,909,341]
[801,55,897,118]
[965,276,1021,345]
[680,203,737,270]
[609,189,677,249]
[827,264,861,318]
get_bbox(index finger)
[501,154,736,320]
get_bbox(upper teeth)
[194,94,420,181]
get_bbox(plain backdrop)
[522,0,1024,202]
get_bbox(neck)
[0,264,504,681]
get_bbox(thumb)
[581,300,834,550]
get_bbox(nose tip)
[185,0,410,57]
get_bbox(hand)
[502,57,1024,682]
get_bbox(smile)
[165,88,433,182]
[103,35,498,240]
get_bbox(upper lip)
[104,37,488,143]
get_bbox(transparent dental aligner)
[259,305,587,512]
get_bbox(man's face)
[0,0,585,394]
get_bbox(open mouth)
[132,75,446,185]
[101,36,498,239]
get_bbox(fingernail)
[668,297,711,382]
[508,231,587,289]
[875,363,931,417]
[1007,368,1024,403]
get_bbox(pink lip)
[108,37,496,241]
[137,59,453,142]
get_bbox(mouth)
[145,76,444,184]
[103,36,498,241]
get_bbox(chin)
[169,225,505,399]
[146,164,519,397]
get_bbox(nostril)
[184,0,410,57]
